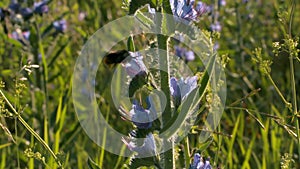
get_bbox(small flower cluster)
[170,0,210,22]
[1,0,67,45]
[53,19,67,33]
[148,0,210,23]
[174,45,195,61]
[190,153,212,169]
[168,0,226,59]
[120,52,158,157]
[6,0,49,20]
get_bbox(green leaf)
[135,11,155,29]
[87,157,101,169]
[129,72,148,97]
[7,38,23,48]
[160,53,217,136]
[129,0,155,15]
[127,35,135,52]
[162,0,172,14]
[129,157,157,169]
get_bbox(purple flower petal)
[34,0,49,14]
[53,19,67,32]
[130,96,157,129]
[185,50,195,61]
[170,0,207,22]
[122,133,156,156]
[123,52,147,78]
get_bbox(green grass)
[0,0,300,168]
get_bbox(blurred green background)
[0,0,300,168]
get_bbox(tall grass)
[0,0,299,168]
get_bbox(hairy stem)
[288,0,299,162]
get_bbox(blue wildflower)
[203,157,212,169]
[9,30,30,44]
[123,52,147,78]
[130,96,157,129]
[213,42,220,51]
[20,7,33,18]
[53,19,67,33]
[195,1,210,16]
[170,77,181,99]
[9,0,20,13]
[33,0,49,14]
[177,76,198,99]
[190,153,212,169]
[210,21,222,32]
[218,0,226,6]
[22,30,30,40]
[170,0,208,22]
[130,100,152,129]
[122,133,156,156]
[185,50,195,61]
[174,45,195,61]
[170,76,198,107]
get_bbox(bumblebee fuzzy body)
[103,50,130,66]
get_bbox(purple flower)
[170,77,181,106]
[195,1,210,16]
[122,52,147,78]
[170,76,198,105]
[122,133,156,156]
[22,31,30,40]
[210,21,222,32]
[53,19,67,32]
[213,42,220,51]
[9,0,20,13]
[34,0,49,14]
[193,153,202,167]
[190,153,212,169]
[174,46,195,61]
[9,30,30,44]
[20,7,33,18]
[130,96,157,129]
[170,0,208,22]
[203,158,212,169]
[218,0,226,6]
[185,50,195,61]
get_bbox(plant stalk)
[0,90,63,168]
[288,0,299,162]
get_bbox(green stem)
[183,137,190,168]
[0,90,63,168]
[157,34,174,169]
[288,0,300,162]
[158,1,175,167]
[266,74,292,110]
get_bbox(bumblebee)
[103,50,130,66]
